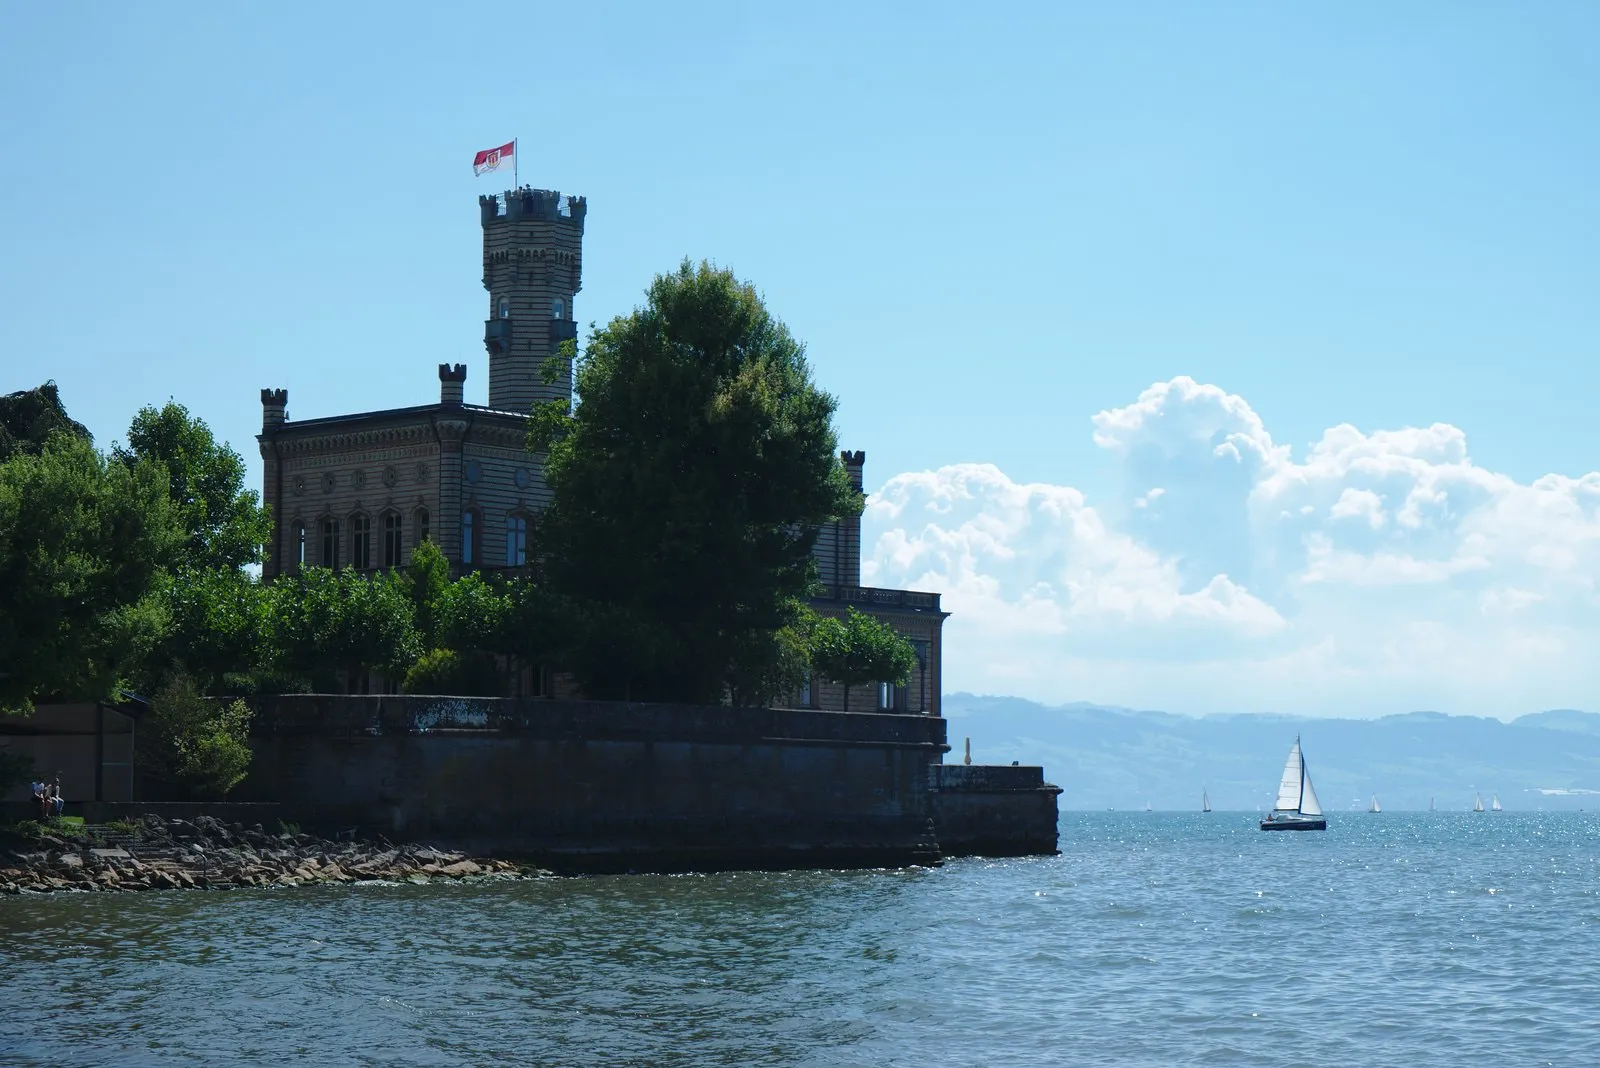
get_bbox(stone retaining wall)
[228,696,948,873]
[928,764,1063,857]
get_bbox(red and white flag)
[472,141,514,176]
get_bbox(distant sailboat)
[1492,793,1502,812]
[1429,797,1435,812]
[1202,789,1212,813]
[1369,794,1381,813]
[1474,793,1485,813]
[1145,799,1153,812]
[1260,736,1327,831]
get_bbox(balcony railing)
[811,585,941,612]
[549,318,578,345]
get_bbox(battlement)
[840,450,866,492]
[261,388,288,428]
[438,363,467,406]
[480,186,587,229]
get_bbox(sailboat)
[1492,793,1502,812]
[1202,789,1212,813]
[1260,736,1327,831]
[1369,794,1381,813]
[1474,793,1484,813]
[1145,799,1153,813]
[1429,797,1435,812]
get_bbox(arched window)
[292,520,306,571]
[382,512,404,568]
[350,513,372,570]
[505,514,528,566]
[414,508,430,546]
[498,298,510,319]
[461,509,479,565]
[552,297,565,320]
[320,518,341,569]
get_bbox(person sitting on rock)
[49,777,65,817]
[30,780,50,820]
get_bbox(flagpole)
[513,137,518,189]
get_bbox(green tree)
[435,571,515,653]
[114,401,271,571]
[724,610,814,709]
[0,433,181,713]
[809,607,917,713]
[529,260,856,703]
[0,382,91,461]
[141,674,254,799]
[267,568,420,690]
[401,538,451,648]
[145,565,271,696]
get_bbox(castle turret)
[438,363,467,406]
[260,388,288,428]
[840,450,866,586]
[480,186,585,413]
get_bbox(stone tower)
[479,186,586,413]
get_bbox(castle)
[257,187,946,713]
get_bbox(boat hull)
[1260,817,1326,832]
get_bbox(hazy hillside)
[942,694,1600,812]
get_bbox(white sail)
[1274,741,1304,811]
[1474,793,1484,812]
[1429,797,1435,811]
[1370,794,1380,813]
[1299,762,1324,816]
[1202,790,1211,812]
[1492,794,1502,812]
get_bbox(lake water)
[4,813,1599,1066]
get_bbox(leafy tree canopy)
[267,567,421,686]
[530,260,856,703]
[144,565,271,697]
[114,401,270,571]
[0,432,181,713]
[0,382,91,462]
[809,607,918,712]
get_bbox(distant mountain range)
[941,694,1600,812]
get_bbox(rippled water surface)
[4,813,1600,1066]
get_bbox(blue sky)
[3,4,1597,717]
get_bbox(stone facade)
[257,186,947,711]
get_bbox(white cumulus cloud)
[864,378,1600,718]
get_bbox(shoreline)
[0,814,535,895]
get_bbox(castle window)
[505,514,528,566]
[878,682,900,712]
[461,509,479,565]
[350,514,372,570]
[293,521,306,571]
[382,512,404,568]
[552,297,564,320]
[320,518,341,568]
[799,674,813,708]
[415,508,430,546]
[498,299,510,319]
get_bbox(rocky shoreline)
[0,814,535,895]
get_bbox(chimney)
[439,363,467,406]
[260,388,288,429]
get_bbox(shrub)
[402,648,502,696]
[142,675,255,799]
